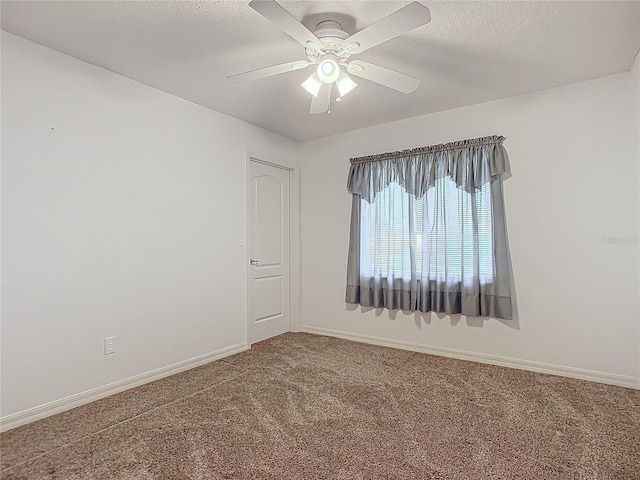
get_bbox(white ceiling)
[2,1,639,142]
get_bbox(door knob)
[250,259,259,265]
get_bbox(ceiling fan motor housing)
[306,20,351,60]
[314,21,348,41]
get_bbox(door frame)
[245,152,301,346]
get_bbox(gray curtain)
[345,135,514,320]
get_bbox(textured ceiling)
[2,1,639,142]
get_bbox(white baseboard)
[0,342,249,433]
[301,325,639,390]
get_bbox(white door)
[249,160,290,344]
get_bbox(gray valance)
[347,135,510,202]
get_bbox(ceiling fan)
[228,0,431,114]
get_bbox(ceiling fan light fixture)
[301,73,322,97]
[337,72,357,97]
[235,0,432,114]
[316,55,340,83]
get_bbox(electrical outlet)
[104,337,115,355]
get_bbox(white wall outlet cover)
[104,337,115,355]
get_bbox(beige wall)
[299,60,640,386]
[1,32,298,417]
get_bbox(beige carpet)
[1,332,638,479]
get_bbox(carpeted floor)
[1,333,639,479]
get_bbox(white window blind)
[361,177,494,282]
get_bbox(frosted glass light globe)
[316,57,340,83]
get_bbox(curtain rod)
[349,135,506,165]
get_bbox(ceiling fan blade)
[249,0,322,49]
[310,83,331,114]
[347,61,420,94]
[343,2,431,54]
[228,60,309,83]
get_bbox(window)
[360,177,494,283]
[345,135,513,319]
